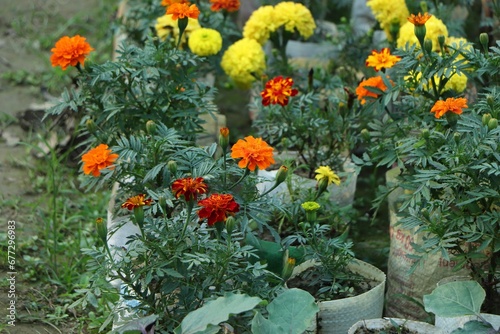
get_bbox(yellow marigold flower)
[50,35,94,70]
[365,48,401,71]
[242,5,277,45]
[155,14,200,42]
[274,2,316,39]
[167,3,200,20]
[188,28,222,56]
[301,201,321,212]
[81,144,118,177]
[397,16,448,51]
[314,166,340,186]
[221,38,266,89]
[430,97,468,118]
[407,12,432,26]
[367,0,409,40]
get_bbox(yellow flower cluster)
[367,0,409,40]
[397,16,448,51]
[220,38,266,89]
[155,14,200,43]
[243,2,315,45]
[188,28,222,56]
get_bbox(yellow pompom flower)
[188,28,222,56]
[314,166,341,186]
[274,2,316,39]
[221,38,266,89]
[242,5,277,45]
[367,0,409,40]
[397,16,448,51]
[155,14,201,43]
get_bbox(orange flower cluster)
[121,194,154,210]
[161,0,189,6]
[166,3,200,20]
[430,97,468,118]
[365,48,401,72]
[230,136,275,171]
[81,144,118,177]
[172,177,209,201]
[210,0,240,12]
[356,76,391,105]
[261,76,299,106]
[197,193,240,226]
[50,35,94,70]
[407,12,432,26]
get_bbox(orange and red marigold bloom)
[261,76,299,107]
[365,48,400,72]
[355,76,391,105]
[161,0,190,7]
[197,193,240,226]
[81,144,118,177]
[172,177,209,201]
[430,97,468,118]
[210,0,240,12]
[121,194,154,210]
[230,136,275,171]
[166,3,200,20]
[407,12,432,26]
[50,35,94,70]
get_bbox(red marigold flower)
[161,0,190,7]
[167,3,200,20]
[81,144,118,177]
[121,194,154,210]
[50,35,94,70]
[430,97,468,118]
[365,48,401,72]
[172,177,209,201]
[210,0,240,12]
[230,136,275,171]
[407,12,432,26]
[261,76,299,106]
[355,76,390,105]
[197,193,240,226]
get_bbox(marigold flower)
[81,144,118,177]
[314,166,340,186]
[197,193,240,226]
[301,201,321,212]
[161,0,189,6]
[242,5,277,45]
[210,0,240,12]
[261,76,299,106]
[167,3,200,20]
[220,38,266,88]
[366,0,409,40]
[430,97,468,119]
[188,28,223,56]
[274,2,316,39]
[155,14,200,42]
[121,194,154,210]
[50,35,94,70]
[172,177,209,201]
[407,12,432,26]
[397,16,448,51]
[365,48,400,71]
[230,136,275,171]
[355,76,390,105]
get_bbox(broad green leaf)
[451,320,496,334]
[424,281,485,317]
[251,312,282,334]
[175,293,262,334]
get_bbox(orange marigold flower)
[167,3,200,20]
[365,48,401,72]
[172,177,209,201]
[210,0,240,12]
[161,0,190,7]
[230,136,275,171]
[355,76,390,105]
[50,35,94,70]
[81,144,118,177]
[407,12,432,26]
[121,194,154,211]
[261,76,299,106]
[430,97,468,118]
[197,193,240,226]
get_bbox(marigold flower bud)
[86,119,96,134]
[281,249,296,282]
[274,165,289,186]
[437,35,445,50]
[133,206,144,230]
[453,132,461,144]
[225,216,236,235]
[167,160,178,175]
[96,217,107,243]
[482,113,492,126]
[480,33,489,51]
[421,129,430,139]
[361,128,371,141]
[219,127,229,151]
[424,39,433,54]
[414,25,427,48]
[146,120,156,134]
[488,118,498,130]
[487,95,494,108]
[316,177,329,198]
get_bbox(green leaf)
[450,320,496,334]
[251,312,282,334]
[423,281,485,317]
[111,314,159,334]
[175,293,262,334]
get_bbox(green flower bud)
[96,217,107,243]
[316,177,329,199]
[480,32,489,52]
[453,132,461,144]
[225,216,236,235]
[437,35,445,50]
[421,129,430,139]
[146,120,156,135]
[488,118,498,130]
[219,127,229,151]
[274,165,289,186]
[133,206,144,230]
[424,39,433,53]
[482,113,492,126]
[167,160,177,175]
[281,249,296,282]
[487,95,494,108]
[361,128,371,141]
[86,119,97,134]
